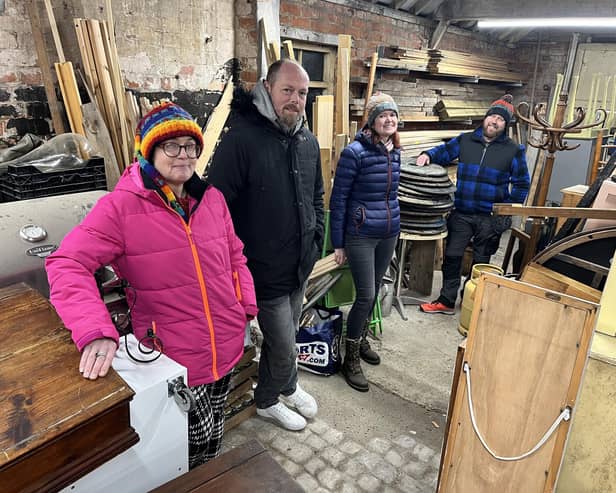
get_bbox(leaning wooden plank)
[82,101,121,190]
[75,19,103,115]
[77,69,121,189]
[124,90,140,137]
[74,19,94,93]
[438,274,598,492]
[54,63,75,132]
[333,134,348,174]
[55,62,85,135]
[104,0,133,161]
[43,0,65,62]
[335,35,351,137]
[100,18,131,167]
[258,18,275,66]
[86,19,125,171]
[25,0,66,134]
[196,80,234,177]
[520,262,602,303]
[269,41,281,62]
[320,147,332,209]
[362,52,378,124]
[314,95,334,149]
[282,40,295,60]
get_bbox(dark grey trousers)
[345,234,398,339]
[254,283,305,408]
[439,211,510,307]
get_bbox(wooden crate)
[0,283,137,493]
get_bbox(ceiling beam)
[393,0,417,10]
[429,19,450,49]
[414,0,444,16]
[444,0,616,21]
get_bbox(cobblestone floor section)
[222,416,440,492]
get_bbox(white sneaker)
[284,384,318,419]
[256,402,307,431]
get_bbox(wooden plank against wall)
[314,95,334,149]
[335,35,351,137]
[333,133,348,174]
[42,0,65,62]
[320,147,332,209]
[196,80,234,177]
[55,62,85,135]
[76,70,120,190]
[25,0,66,134]
[282,40,295,60]
[104,0,132,164]
[85,19,124,171]
[362,52,378,124]
[258,18,276,66]
[438,274,598,493]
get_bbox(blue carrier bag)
[296,307,343,376]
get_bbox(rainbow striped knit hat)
[134,102,203,162]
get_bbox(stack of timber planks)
[74,17,138,173]
[427,49,526,84]
[435,98,494,121]
[374,46,430,72]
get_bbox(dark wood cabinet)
[0,283,138,493]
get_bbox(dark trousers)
[439,211,510,307]
[345,234,398,339]
[254,283,305,408]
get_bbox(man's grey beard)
[278,115,301,133]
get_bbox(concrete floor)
[298,269,462,454]
[297,232,510,454]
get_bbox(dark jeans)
[345,234,398,339]
[254,283,305,408]
[438,211,511,307]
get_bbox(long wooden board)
[439,274,598,492]
[25,0,66,134]
[196,80,234,176]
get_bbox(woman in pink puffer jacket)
[46,102,257,469]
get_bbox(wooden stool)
[393,231,447,320]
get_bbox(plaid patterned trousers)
[188,373,232,469]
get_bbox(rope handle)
[462,362,571,462]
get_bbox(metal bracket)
[168,376,196,413]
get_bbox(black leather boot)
[342,338,369,392]
[360,324,381,365]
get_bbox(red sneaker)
[419,300,455,315]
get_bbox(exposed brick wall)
[0,1,53,137]
[279,0,520,78]
[234,0,259,85]
[275,0,570,123]
[0,0,236,139]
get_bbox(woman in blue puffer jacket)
[329,92,401,392]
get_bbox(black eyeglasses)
[159,142,201,158]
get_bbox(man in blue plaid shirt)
[417,94,530,314]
